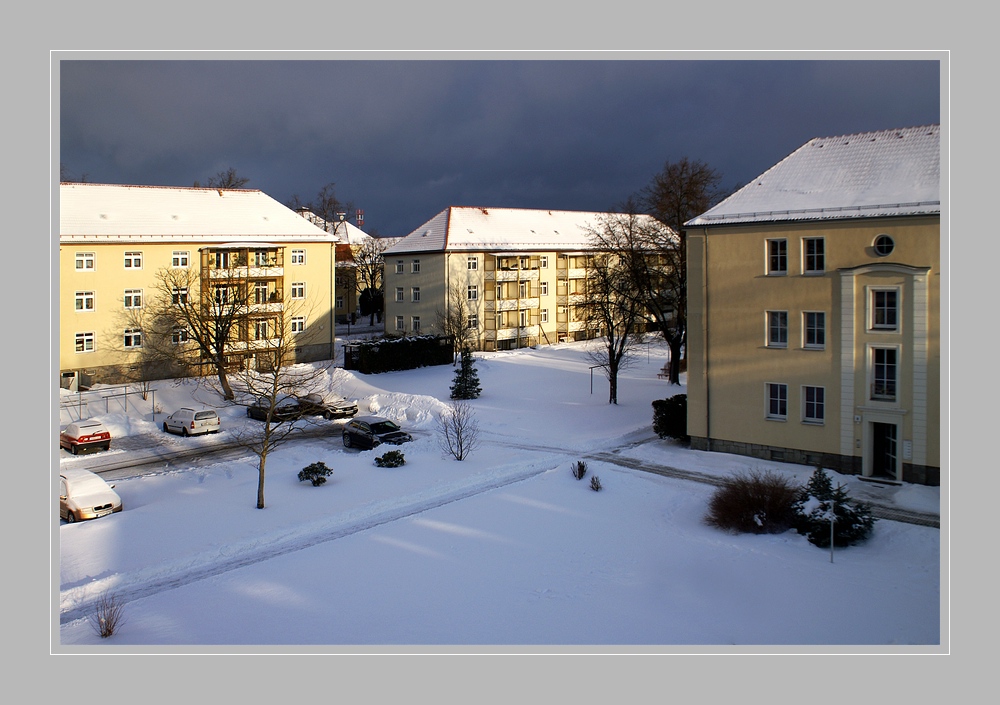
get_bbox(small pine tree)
[298,461,333,487]
[792,467,877,547]
[450,348,482,400]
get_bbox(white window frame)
[766,382,787,420]
[467,285,478,301]
[541,308,549,323]
[395,315,405,331]
[172,250,190,268]
[75,291,95,312]
[540,281,548,296]
[411,316,421,332]
[123,328,142,349]
[291,282,306,299]
[75,331,95,353]
[123,288,143,309]
[253,320,270,341]
[540,256,548,269]
[411,287,420,302]
[766,239,787,275]
[766,310,788,348]
[395,260,404,274]
[172,286,189,306]
[171,327,189,344]
[75,252,95,271]
[124,251,143,269]
[291,316,306,334]
[335,295,345,309]
[870,345,899,402]
[868,287,900,332]
[395,287,404,302]
[291,249,306,265]
[802,237,825,274]
[467,256,478,270]
[803,311,825,349]
[467,314,479,330]
[802,385,825,424]
[411,259,421,273]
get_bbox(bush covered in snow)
[705,468,800,534]
[298,461,333,486]
[792,467,877,548]
[374,450,406,468]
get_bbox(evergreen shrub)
[791,467,877,547]
[374,450,406,468]
[298,461,333,487]
[652,394,689,443]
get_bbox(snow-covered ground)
[54,335,942,651]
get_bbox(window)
[253,320,270,340]
[540,281,548,296]
[520,310,528,327]
[767,239,787,274]
[803,311,825,349]
[253,250,271,267]
[872,348,897,400]
[291,316,305,334]
[411,287,420,302]
[214,286,231,305]
[540,256,548,269]
[75,252,95,271]
[291,282,305,299]
[171,287,188,306]
[172,251,190,268]
[871,289,898,331]
[467,285,478,301]
[75,332,95,353]
[395,315,404,331]
[124,251,143,269]
[123,328,142,349]
[541,308,549,323]
[395,287,404,302]
[411,316,421,332]
[467,314,479,330]
[767,383,787,420]
[291,249,306,264]
[520,257,529,269]
[873,234,895,256]
[214,250,232,269]
[411,259,421,273]
[171,327,188,344]
[124,289,142,309]
[74,291,94,312]
[254,282,270,304]
[767,311,788,348]
[467,256,478,270]
[803,238,825,273]
[519,281,527,298]
[803,386,825,423]
[335,295,344,309]
[395,260,404,274]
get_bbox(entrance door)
[872,422,898,480]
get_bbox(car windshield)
[371,421,400,434]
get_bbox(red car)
[60,419,112,455]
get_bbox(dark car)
[342,416,413,449]
[246,395,302,422]
[297,393,359,420]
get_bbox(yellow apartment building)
[383,207,655,351]
[59,183,342,389]
[685,125,941,485]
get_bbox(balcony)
[488,325,539,341]
[486,269,539,282]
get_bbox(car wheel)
[343,433,352,448]
[71,445,79,455]
[163,422,170,433]
[66,511,75,524]
[182,427,189,437]
[324,411,333,420]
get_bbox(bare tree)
[638,158,729,384]
[142,257,257,401]
[436,282,478,359]
[288,182,355,229]
[194,167,250,189]
[354,235,395,325]
[582,213,650,404]
[437,399,481,461]
[223,301,328,509]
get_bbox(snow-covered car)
[297,393,359,419]
[246,395,302,422]
[162,407,221,436]
[342,416,413,449]
[59,418,111,455]
[60,468,123,523]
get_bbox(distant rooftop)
[686,125,940,227]
[386,206,662,254]
[60,183,338,243]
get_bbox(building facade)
[59,183,342,389]
[685,125,941,485]
[383,207,643,351]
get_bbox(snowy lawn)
[55,337,941,650]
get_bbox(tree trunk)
[667,335,683,385]
[215,363,235,401]
[607,361,619,405]
[257,453,266,509]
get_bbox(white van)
[162,407,221,436]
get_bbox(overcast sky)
[57,55,941,237]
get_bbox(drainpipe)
[702,227,711,452]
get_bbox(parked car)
[342,416,413,449]
[59,419,111,455]
[246,395,302,422]
[60,468,123,523]
[297,393,359,419]
[162,407,221,436]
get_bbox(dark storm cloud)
[58,56,941,237]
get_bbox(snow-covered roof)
[294,208,372,245]
[385,206,650,254]
[686,125,940,227]
[60,183,338,243]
